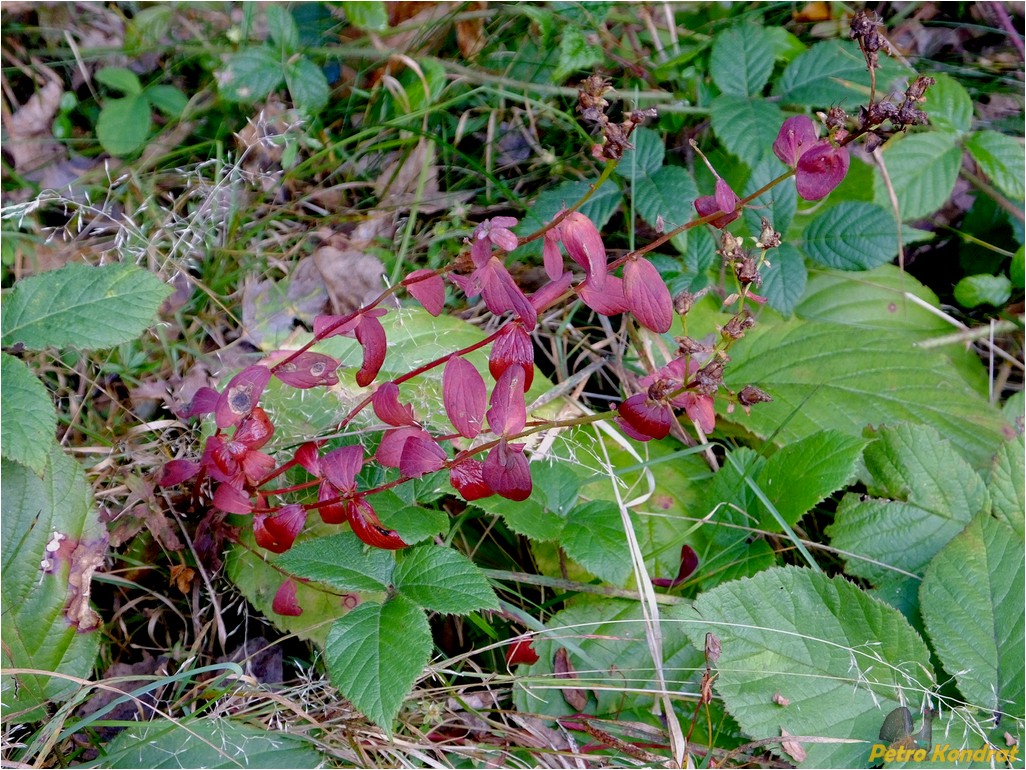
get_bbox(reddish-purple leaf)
[403,269,446,316]
[506,635,540,666]
[295,442,321,476]
[623,257,673,333]
[651,544,699,588]
[773,115,819,167]
[399,435,447,478]
[487,366,527,436]
[272,579,303,616]
[178,386,219,418]
[483,440,532,501]
[616,394,673,441]
[354,315,387,387]
[489,323,535,391]
[202,435,244,486]
[542,232,564,281]
[474,216,520,253]
[317,481,347,524]
[273,351,340,389]
[212,483,253,514]
[561,212,607,288]
[478,258,538,330]
[320,445,364,496]
[215,365,271,429]
[254,503,307,554]
[530,270,574,313]
[240,448,276,486]
[313,313,360,339]
[579,274,629,316]
[694,178,741,229]
[345,496,408,549]
[233,407,274,450]
[680,392,716,433]
[449,458,493,501]
[795,142,850,201]
[158,459,200,487]
[372,382,417,427]
[375,426,433,468]
[443,355,487,438]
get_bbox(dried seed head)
[694,360,725,395]
[826,106,848,131]
[734,256,762,287]
[758,218,781,250]
[722,310,756,341]
[675,335,710,357]
[673,290,696,316]
[738,384,772,407]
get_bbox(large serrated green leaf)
[683,566,935,769]
[614,126,664,178]
[827,424,990,585]
[965,130,1026,202]
[1,263,171,350]
[710,24,774,96]
[756,430,867,530]
[560,501,632,588]
[774,39,912,109]
[0,352,56,474]
[96,94,152,157]
[513,178,623,258]
[98,717,323,768]
[632,165,697,253]
[801,202,913,270]
[285,56,329,115]
[266,4,299,54]
[514,599,703,721]
[220,47,285,103]
[275,532,395,592]
[1,445,103,720]
[394,544,499,614]
[758,242,806,316]
[720,319,1007,469]
[872,132,962,220]
[709,94,783,167]
[920,514,1024,718]
[325,595,430,730]
[989,437,1025,538]
[924,73,973,134]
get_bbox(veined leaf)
[266,4,299,54]
[0,353,56,474]
[954,273,1012,308]
[965,130,1026,202]
[924,73,973,134]
[989,437,1025,538]
[614,126,664,178]
[872,132,962,220]
[710,24,774,96]
[920,514,1024,718]
[96,95,152,156]
[94,66,142,95]
[325,595,431,730]
[220,47,285,103]
[758,242,806,316]
[683,566,935,769]
[710,94,783,167]
[560,501,632,588]
[514,178,623,258]
[275,532,395,592]
[774,39,911,109]
[393,545,499,614]
[743,156,797,238]
[800,202,923,270]
[1,262,171,350]
[285,56,329,115]
[632,165,697,254]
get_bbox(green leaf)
[966,130,1026,202]
[920,514,1024,717]
[474,494,565,541]
[285,56,329,115]
[394,545,499,614]
[145,84,188,117]
[373,494,448,545]
[96,95,152,156]
[560,501,632,587]
[531,460,581,515]
[1,263,172,350]
[125,6,172,53]
[1011,245,1025,289]
[99,717,322,768]
[709,94,783,167]
[710,24,774,96]
[756,430,867,530]
[989,437,1025,538]
[555,26,603,82]
[683,566,935,769]
[513,178,623,258]
[720,319,1008,469]
[774,39,912,110]
[872,132,962,220]
[758,243,806,316]
[924,73,973,134]
[632,165,698,253]
[801,202,910,270]
[614,126,664,178]
[1,444,103,720]
[827,424,990,585]
[94,66,142,95]
[325,595,430,729]
[275,532,395,592]
[743,157,797,238]
[514,599,704,720]
[266,4,299,54]
[220,47,285,103]
[344,0,388,31]
[954,273,1012,308]
[0,353,56,473]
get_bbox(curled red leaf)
[272,579,303,616]
[506,635,540,666]
[489,323,535,391]
[178,386,219,418]
[215,365,271,429]
[376,426,433,468]
[694,178,741,229]
[399,434,448,478]
[444,355,487,438]
[773,115,819,167]
[403,269,446,316]
[273,352,340,389]
[254,503,307,554]
[233,407,274,450]
[483,440,532,501]
[651,544,699,588]
[372,382,417,427]
[449,458,494,501]
[295,442,321,476]
[795,142,850,201]
[579,274,629,316]
[346,496,408,549]
[317,481,347,524]
[354,314,387,387]
[320,445,364,496]
[158,459,200,487]
[616,393,673,441]
[487,366,527,437]
[560,211,607,288]
[212,483,253,514]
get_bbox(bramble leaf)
[0,353,56,474]
[710,24,774,96]
[275,532,395,592]
[393,545,499,614]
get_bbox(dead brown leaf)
[170,563,195,594]
[241,256,331,347]
[779,728,808,763]
[312,218,395,315]
[2,64,66,174]
[66,537,107,632]
[456,2,486,59]
[553,647,589,712]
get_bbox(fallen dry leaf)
[241,256,331,347]
[456,2,486,59]
[312,219,394,315]
[66,537,107,632]
[170,563,195,594]
[553,647,589,711]
[779,728,808,763]
[2,64,66,174]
